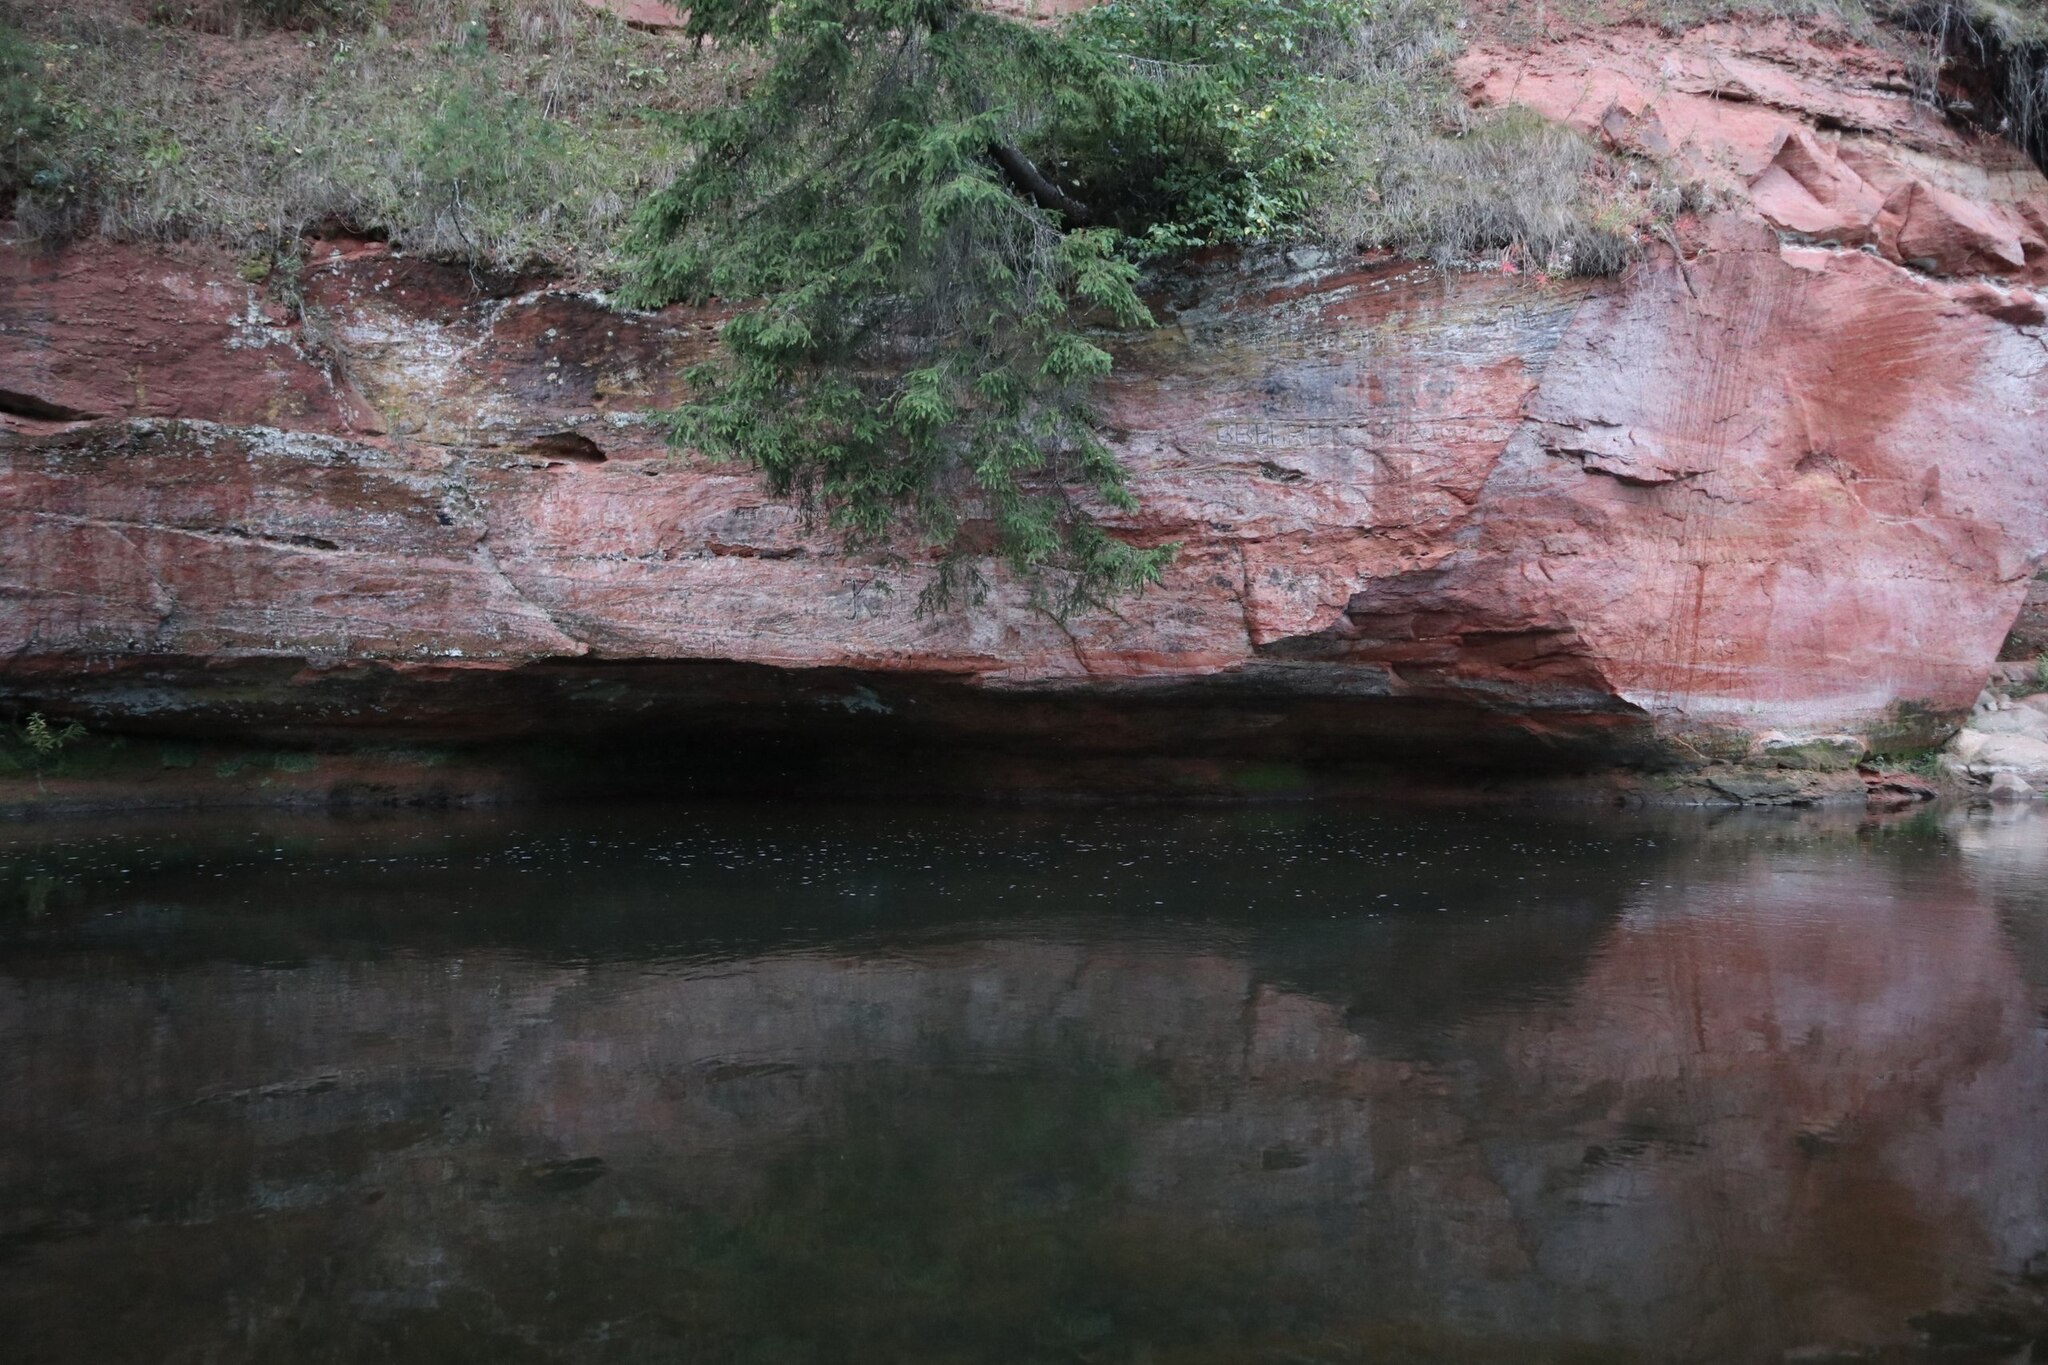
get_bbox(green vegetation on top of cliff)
[4,1,2035,273]
[0,0,732,271]
[1,2,1656,279]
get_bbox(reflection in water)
[3,804,2048,1363]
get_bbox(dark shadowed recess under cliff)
[0,652,1671,809]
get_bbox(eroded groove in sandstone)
[0,389,98,423]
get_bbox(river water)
[4,802,2048,1364]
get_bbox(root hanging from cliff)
[1893,1,2048,174]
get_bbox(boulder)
[1756,731,1868,770]
[1862,770,1939,804]
[1880,181,2030,277]
[1990,770,2037,802]
[1966,734,2048,785]
[1962,708,2048,737]
[1747,129,1885,243]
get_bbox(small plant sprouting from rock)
[21,713,85,761]
[1867,747,1947,779]
[4,712,87,789]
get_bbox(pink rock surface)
[581,0,688,30]
[3,17,2047,776]
[1459,19,2048,282]
[0,239,376,433]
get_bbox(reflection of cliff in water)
[4,807,2048,1363]
[1954,806,2048,1011]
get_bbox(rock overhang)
[4,14,2048,796]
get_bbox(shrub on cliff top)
[0,20,53,201]
[619,0,1382,613]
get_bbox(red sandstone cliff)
[3,17,2046,793]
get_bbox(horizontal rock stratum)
[3,17,2047,794]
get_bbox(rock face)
[3,17,2047,793]
[583,0,689,29]
[2003,570,2048,658]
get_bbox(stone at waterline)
[1705,773,1817,806]
[528,1157,610,1192]
[1955,732,2048,786]
[1991,771,2037,802]
[1862,771,1940,805]
[1961,708,2048,738]
[1754,732,1868,771]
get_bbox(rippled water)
[5,802,2048,1364]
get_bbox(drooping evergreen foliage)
[621,0,1369,613]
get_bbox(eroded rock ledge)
[4,18,2047,802]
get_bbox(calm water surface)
[5,802,2048,1364]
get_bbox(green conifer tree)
[622,0,1365,614]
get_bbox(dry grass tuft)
[1372,110,1658,273]
[2,0,745,273]
[1308,0,1667,274]
[147,0,389,34]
